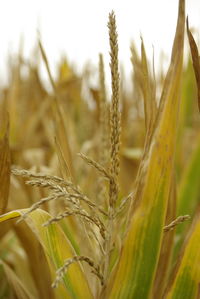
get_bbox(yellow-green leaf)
[0,259,34,299]
[166,216,200,298]
[0,209,93,299]
[14,221,55,299]
[153,179,177,298]
[173,134,200,259]
[177,135,200,215]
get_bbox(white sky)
[0,0,200,84]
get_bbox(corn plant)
[0,0,200,298]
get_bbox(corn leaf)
[173,134,200,259]
[140,37,156,133]
[0,259,35,299]
[187,18,200,112]
[166,216,200,298]
[0,113,10,213]
[104,1,185,298]
[14,221,55,299]
[39,40,75,180]
[0,209,93,299]
[153,179,177,298]
[178,135,200,214]
[178,59,196,135]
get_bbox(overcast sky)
[0,0,199,84]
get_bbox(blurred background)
[0,0,199,86]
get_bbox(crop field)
[0,0,200,298]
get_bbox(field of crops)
[0,0,200,298]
